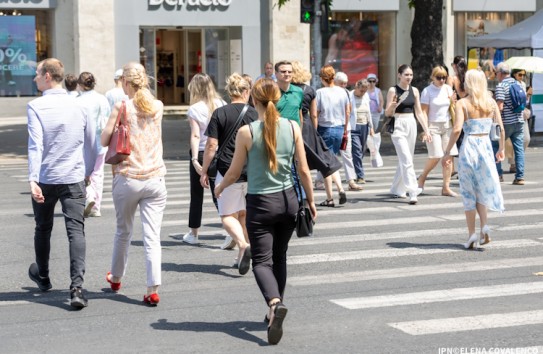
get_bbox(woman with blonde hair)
[102,62,167,305]
[442,69,505,249]
[200,73,257,274]
[418,66,458,197]
[215,78,316,345]
[182,73,228,247]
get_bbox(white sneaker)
[182,231,199,245]
[220,235,236,250]
[408,195,418,205]
[84,198,95,217]
[88,209,101,217]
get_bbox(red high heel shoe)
[106,272,121,292]
[143,293,160,306]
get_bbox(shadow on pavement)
[151,318,268,346]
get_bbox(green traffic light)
[303,11,311,22]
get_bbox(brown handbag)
[105,101,131,164]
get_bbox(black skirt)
[301,116,342,178]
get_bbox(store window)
[326,12,394,87]
[0,10,50,97]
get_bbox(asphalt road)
[1,116,543,353]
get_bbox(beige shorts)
[426,121,458,158]
[215,172,247,216]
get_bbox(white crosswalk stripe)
[6,150,543,345]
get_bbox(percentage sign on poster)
[0,48,27,63]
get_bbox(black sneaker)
[70,288,88,309]
[28,263,52,291]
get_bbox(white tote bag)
[366,133,383,168]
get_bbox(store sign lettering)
[148,0,232,8]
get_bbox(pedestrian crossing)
[3,149,543,350]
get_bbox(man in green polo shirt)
[274,60,303,126]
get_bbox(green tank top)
[247,118,295,194]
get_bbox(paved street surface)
[1,116,543,353]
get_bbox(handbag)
[449,97,456,125]
[289,122,314,237]
[489,103,501,142]
[382,116,395,135]
[105,101,130,165]
[340,130,348,151]
[207,104,249,179]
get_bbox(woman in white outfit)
[76,72,111,217]
[418,66,458,197]
[385,64,431,205]
[101,62,167,306]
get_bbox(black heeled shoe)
[267,302,288,345]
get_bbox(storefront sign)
[0,16,37,96]
[148,0,232,9]
[0,0,56,9]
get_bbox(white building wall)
[270,0,311,73]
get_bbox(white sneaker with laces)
[220,235,236,250]
[182,231,199,245]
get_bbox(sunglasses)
[435,76,447,81]
[368,79,376,83]
[516,73,526,77]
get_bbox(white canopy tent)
[468,9,543,49]
[468,9,543,133]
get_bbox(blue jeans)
[317,125,344,155]
[32,181,87,289]
[351,124,369,179]
[493,122,525,179]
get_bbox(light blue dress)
[458,118,505,212]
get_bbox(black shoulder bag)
[207,104,249,180]
[290,121,314,237]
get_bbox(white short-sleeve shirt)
[420,83,453,123]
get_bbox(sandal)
[339,191,347,205]
[348,184,363,191]
[319,199,335,207]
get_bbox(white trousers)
[390,115,418,196]
[86,151,106,210]
[111,175,167,287]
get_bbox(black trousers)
[32,181,86,289]
[188,150,217,229]
[246,187,297,304]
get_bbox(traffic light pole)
[311,0,322,88]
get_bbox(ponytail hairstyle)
[122,62,155,114]
[453,55,467,92]
[251,78,281,173]
[188,73,221,119]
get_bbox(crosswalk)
[4,148,543,348]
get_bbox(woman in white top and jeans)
[418,66,458,197]
[182,74,227,246]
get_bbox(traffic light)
[300,0,314,24]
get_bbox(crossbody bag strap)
[215,104,249,159]
[289,120,303,207]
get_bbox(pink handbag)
[105,101,130,164]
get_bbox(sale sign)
[0,16,37,96]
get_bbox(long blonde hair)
[291,61,312,84]
[251,78,281,173]
[123,62,155,114]
[188,73,221,117]
[464,69,494,114]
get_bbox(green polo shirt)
[276,84,303,126]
